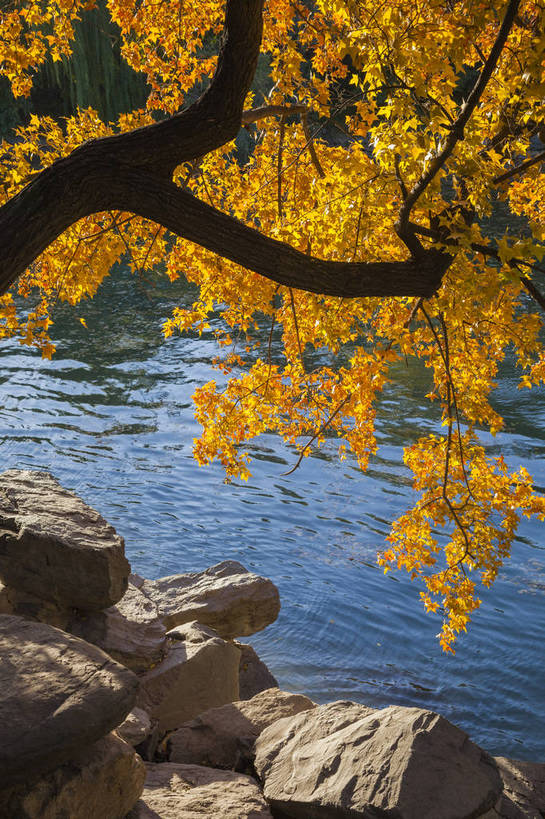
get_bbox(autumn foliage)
[2,0,545,650]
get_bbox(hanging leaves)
[2,0,545,650]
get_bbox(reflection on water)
[1,267,544,761]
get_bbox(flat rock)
[254,700,503,819]
[0,732,146,819]
[127,762,273,818]
[70,582,167,672]
[0,470,129,610]
[0,614,139,788]
[140,560,280,638]
[237,642,279,699]
[167,687,315,771]
[480,757,545,819]
[137,621,241,733]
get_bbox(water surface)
[1,268,544,761]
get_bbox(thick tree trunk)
[0,0,451,301]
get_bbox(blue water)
[1,268,544,761]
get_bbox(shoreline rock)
[0,614,139,789]
[166,687,315,771]
[1,469,543,819]
[127,762,273,818]
[139,559,280,637]
[136,621,241,732]
[0,470,129,610]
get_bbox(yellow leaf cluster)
[2,0,545,649]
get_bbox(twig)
[283,394,351,476]
[242,104,307,125]
[493,149,545,184]
[277,115,286,220]
[396,0,520,242]
[289,287,304,365]
[301,112,325,178]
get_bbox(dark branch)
[396,0,520,244]
[0,0,450,302]
[493,149,545,184]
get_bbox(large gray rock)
[481,757,545,818]
[137,621,241,733]
[167,687,315,771]
[70,581,167,672]
[237,642,279,699]
[127,762,273,818]
[254,701,503,819]
[140,560,280,638]
[0,615,139,788]
[0,732,146,818]
[0,470,129,610]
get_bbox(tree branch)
[396,0,520,243]
[242,104,307,124]
[0,0,450,302]
[493,148,545,184]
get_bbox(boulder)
[137,621,241,733]
[0,580,71,628]
[0,469,129,610]
[70,582,167,672]
[140,560,280,638]
[117,708,153,747]
[0,732,146,819]
[0,615,139,788]
[254,701,503,819]
[237,642,279,699]
[127,762,273,818]
[167,687,315,771]
[481,757,545,818]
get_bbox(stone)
[117,707,153,747]
[140,560,280,638]
[135,721,163,763]
[127,762,273,818]
[0,614,139,788]
[137,621,241,733]
[167,687,315,772]
[254,701,503,819]
[0,733,146,819]
[0,469,129,610]
[0,580,70,628]
[480,757,545,819]
[237,642,279,699]
[70,582,167,672]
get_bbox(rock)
[0,580,71,628]
[237,642,278,699]
[0,469,129,610]
[140,560,280,638]
[481,757,545,818]
[117,708,153,747]
[127,762,273,818]
[135,721,163,763]
[137,621,241,733]
[0,732,146,819]
[254,701,503,819]
[70,582,167,672]
[0,614,139,788]
[167,687,315,772]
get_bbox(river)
[1,266,544,761]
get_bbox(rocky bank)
[0,469,543,818]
